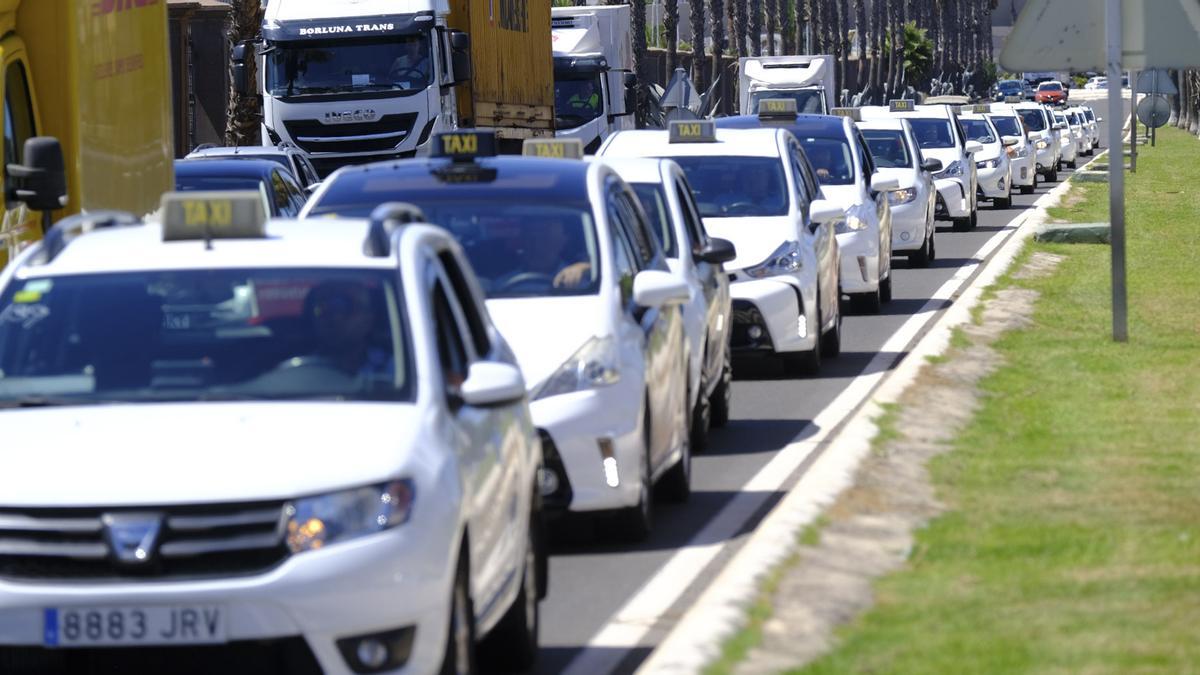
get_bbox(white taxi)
[857,117,940,267]
[1052,109,1078,168]
[987,107,1038,194]
[1005,101,1061,182]
[304,132,693,542]
[957,106,1014,209]
[0,192,544,674]
[598,156,737,450]
[599,121,845,375]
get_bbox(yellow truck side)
[0,0,174,265]
[448,0,554,150]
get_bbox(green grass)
[771,127,1200,674]
[1046,180,1110,223]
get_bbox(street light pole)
[1106,0,1128,342]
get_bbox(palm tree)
[665,0,680,72]
[750,0,763,56]
[710,0,726,109]
[734,0,749,58]
[691,0,708,88]
[225,0,264,147]
[765,0,777,56]
[622,0,648,123]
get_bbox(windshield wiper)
[0,396,82,409]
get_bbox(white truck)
[233,0,472,175]
[551,4,636,154]
[738,54,836,115]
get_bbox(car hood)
[0,403,423,507]
[817,184,863,209]
[486,296,606,390]
[918,147,963,168]
[873,167,917,191]
[701,216,800,271]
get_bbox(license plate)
[43,606,226,647]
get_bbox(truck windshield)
[266,34,432,97]
[555,73,605,129]
[908,119,957,149]
[666,156,789,218]
[1016,109,1047,131]
[749,89,825,114]
[0,270,414,406]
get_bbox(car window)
[862,129,912,168]
[855,132,875,181]
[1016,108,1047,132]
[269,171,295,217]
[606,204,638,304]
[988,116,1022,138]
[674,177,708,254]
[4,60,36,168]
[430,278,470,396]
[786,142,813,213]
[629,182,678,258]
[437,250,491,358]
[615,190,657,269]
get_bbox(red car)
[1035,81,1068,104]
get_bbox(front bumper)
[889,198,929,252]
[976,164,1009,199]
[532,384,645,514]
[1010,155,1036,187]
[727,276,817,355]
[933,177,971,219]
[0,531,454,675]
[836,230,881,294]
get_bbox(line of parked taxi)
[0,96,1096,674]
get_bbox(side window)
[614,190,655,268]
[431,279,470,394]
[437,250,491,357]
[673,178,707,254]
[270,171,294,216]
[4,60,36,168]
[857,132,876,177]
[787,144,813,214]
[606,202,638,303]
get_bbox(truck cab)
[551,5,635,154]
[738,55,835,115]
[242,0,471,175]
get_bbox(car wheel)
[1068,159,1077,168]
[995,192,1012,208]
[880,273,893,303]
[852,288,882,314]
[479,511,541,671]
[1046,167,1059,182]
[819,295,842,358]
[1020,181,1035,195]
[928,230,937,261]
[616,416,653,542]
[908,232,933,267]
[659,393,691,503]
[969,207,979,228]
[951,216,971,232]
[688,363,710,453]
[708,340,732,428]
[440,554,477,675]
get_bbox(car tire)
[852,289,882,314]
[994,192,1012,208]
[1020,182,1035,195]
[659,393,691,503]
[819,296,842,358]
[616,420,653,542]
[880,273,893,303]
[951,216,971,232]
[708,341,732,429]
[1068,159,1077,169]
[440,553,477,675]
[908,234,933,267]
[479,511,541,671]
[1046,167,1059,182]
[969,207,979,228]
[689,368,710,453]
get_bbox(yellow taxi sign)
[959,103,993,115]
[522,138,585,159]
[889,99,915,112]
[829,107,862,121]
[668,120,718,143]
[433,130,498,161]
[161,190,268,241]
[1005,95,1024,103]
[757,98,798,118]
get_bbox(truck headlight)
[532,335,620,401]
[743,240,804,279]
[976,158,1000,170]
[835,214,869,234]
[887,188,917,205]
[286,480,415,553]
[934,160,963,179]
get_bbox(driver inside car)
[303,281,390,378]
[387,38,430,87]
[493,216,592,291]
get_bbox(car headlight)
[835,214,869,234]
[934,160,964,179]
[1006,145,1029,159]
[286,480,415,553]
[531,335,620,401]
[976,158,1000,170]
[1034,139,1049,150]
[743,240,804,279]
[887,188,917,205]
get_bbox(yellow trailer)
[1,0,174,265]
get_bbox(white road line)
[561,210,1037,675]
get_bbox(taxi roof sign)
[161,191,268,242]
[958,103,993,115]
[522,138,585,159]
[757,98,798,118]
[829,107,862,121]
[432,130,498,162]
[889,99,915,112]
[1004,95,1024,103]
[668,120,717,143]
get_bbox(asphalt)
[533,108,1120,675]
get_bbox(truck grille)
[284,113,419,154]
[0,502,288,581]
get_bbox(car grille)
[0,501,288,581]
[283,113,419,154]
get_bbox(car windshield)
[630,183,678,258]
[960,119,997,144]
[0,270,413,406]
[665,156,789,218]
[989,116,1022,137]
[266,34,432,97]
[1017,108,1047,131]
[796,137,856,185]
[997,81,1022,92]
[749,89,826,115]
[554,72,605,129]
[1083,108,1096,121]
[1068,112,1082,125]
[862,130,912,169]
[1038,82,1063,91]
[908,118,956,149]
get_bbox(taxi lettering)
[531,143,565,158]
[183,200,233,228]
[442,134,479,155]
[677,123,703,137]
[762,100,789,112]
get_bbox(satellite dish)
[1136,94,1171,128]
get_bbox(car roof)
[715,113,851,140]
[15,219,399,278]
[601,128,787,158]
[187,146,290,159]
[856,118,908,131]
[174,158,284,178]
[595,156,673,184]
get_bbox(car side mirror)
[623,72,637,88]
[808,198,843,227]
[920,157,943,173]
[231,42,251,96]
[6,137,68,218]
[964,141,984,155]
[450,30,472,84]
[869,173,901,193]
[632,269,689,307]
[696,237,736,265]
[1001,136,1019,147]
[459,362,526,407]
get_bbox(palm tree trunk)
[710,0,727,110]
[666,0,680,72]
[733,0,748,58]
[224,0,264,147]
[691,0,708,88]
[751,0,764,56]
[833,0,846,106]
[629,0,648,124]
[766,0,777,56]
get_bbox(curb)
[636,178,1080,674]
